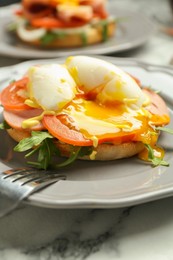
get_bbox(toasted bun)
[7,128,144,161]
[55,140,145,161]
[16,20,116,48]
[7,128,31,142]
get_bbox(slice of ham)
[3,109,45,131]
[142,88,170,126]
[142,88,169,116]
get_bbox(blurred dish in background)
[12,0,116,48]
[0,3,155,58]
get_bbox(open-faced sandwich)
[12,0,116,48]
[0,56,171,169]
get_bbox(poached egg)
[66,56,148,109]
[23,56,152,142]
[26,63,76,111]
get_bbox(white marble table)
[1,0,173,259]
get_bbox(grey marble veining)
[0,206,128,259]
[1,197,173,260]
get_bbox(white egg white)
[27,64,76,111]
[26,56,148,114]
[66,56,148,108]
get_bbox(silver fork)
[0,167,66,218]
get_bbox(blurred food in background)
[10,0,116,48]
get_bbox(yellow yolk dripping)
[138,145,165,162]
[62,98,155,144]
[90,136,99,148]
[89,150,98,160]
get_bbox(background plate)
[0,56,173,208]
[0,4,155,58]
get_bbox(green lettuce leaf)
[156,126,173,135]
[145,144,169,167]
[0,121,11,130]
[13,131,92,169]
[14,131,53,152]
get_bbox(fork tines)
[0,167,66,186]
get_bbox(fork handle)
[0,196,24,218]
[0,175,65,218]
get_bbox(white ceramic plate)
[0,56,173,209]
[0,4,155,58]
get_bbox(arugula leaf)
[56,146,81,168]
[14,131,56,169]
[156,126,173,135]
[14,131,53,152]
[25,145,40,158]
[40,31,66,45]
[99,20,108,42]
[13,130,93,169]
[25,138,60,170]
[56,146,92,168]
[145,144,169,167]
[80,32,87,46]
[38,138,61,169]
[78,146,92,157]
[38,139,51,169]
[0,121,11,130]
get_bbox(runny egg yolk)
[61,97,158,145]
[60,97,167,163]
